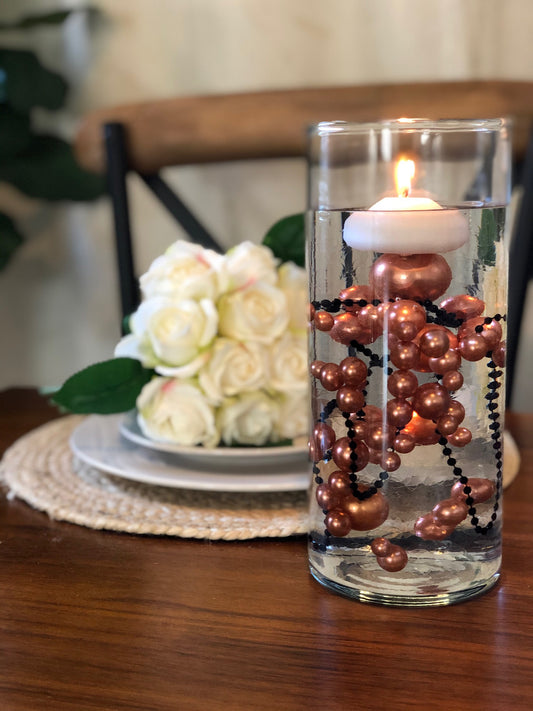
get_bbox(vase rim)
[310,117,510,136]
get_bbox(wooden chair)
[73,80,533,406]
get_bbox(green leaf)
[0,135,105,201]
[478,209,497,267]
[51,358,153,414]
[0,212,23,270]
[262,213,305,267]
[0,48,67,111]
[0,105,31,160]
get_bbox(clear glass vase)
[306,119,511,606]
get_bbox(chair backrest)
[74,80,533,407]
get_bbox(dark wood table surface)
[1,388,532,711]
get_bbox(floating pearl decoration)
[336,386,365,414]
[393,432,416,453]
[319,363,344,391]
[376,544,408,572]
[381,451,402,472]
[330,312,373,346]
[412,383,451,420]
[439,294,485,321]
[366,424,394,450]
[445,399,465,423]
[447,427,472,447]
[414,513,453,540]
[362,405,383,424]
[432,498,469,526]
[386,398,413,428]
[435,414,459,436]
[393,320,419,341]
[370,537,391,557]
[458,334,489,362]
[328,470,353,497]
[441,370,464,392]
[458,317,502,350]
[332,437,370,472]
[370,253,452,301]
[388,370,419,398]
[310,360,325,378]
[325,509,352,537]
[339,285,373,312]
[387,299,427,334]
[314,310,334,331]
[428,349,462,374]
[450,477,496,504]
[316,483,341,510]
[349,419,368,440]
[339,357,367,387]
[389,341,420,370]
[419,328,450,357]
[309,422,336,460]
[343,486,389,530]
[493,341,506,368]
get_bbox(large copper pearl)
[432,498,468,526]
[343,488,389,530]
[450,477,496,504]
[412,383,451,420]
[370,254,452,302]
[439,294,485,321]
[376,544,408,572]
[325,509,352,537]
[332,437,370,472]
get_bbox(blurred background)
[1,0,532,410]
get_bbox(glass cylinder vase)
[307,119,511,606]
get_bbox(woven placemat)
[0,416,309,540]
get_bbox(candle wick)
[399,187,409,198]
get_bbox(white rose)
[268,333,308,393]
[198,338,267,405]
[277,261,308,334]
[216,391,279,446]
[274,391,310,442]
[129,296,218,371]
[222,241,279,289]
[218,282,289,344]
[137,377,219,447]
[140,240,224,301]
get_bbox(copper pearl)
[370,253,452,302]
[386,398,413,429]
[328,470,353,497]
[432,498,469,526]
[381,451,402,472]
[309,360,325,378]
[428,349,462,375]
[342,487,389,530]
[415,324,458,351]
[339,284,373,312]
[393,320,419,341]
[314,310,334,331]
[362,405,383,424]
[439,294,485,321]
[414,514,453,541]
[441,370,464,392]
[309,422,336,461]
[325,509,352,537]
[387,299,427,333]
[339,356,367,387]
[349,419,368,440]
[450,477,496,504]
[445,399,465,423]
[329,312,373,346]
[376,544,408,572]
[458,334,489,362]
[336,386,364,414]
[316,483,341,511]
[493,341,506,368]
[419,328,450,358]
[412,383,451,420]
[388,370,419,398]
[435,414,459,436]
[458,317,502,350]
[447,427,472,447]
[390,341,420,370]
[370,537,391,557]
[366,424,394,450]
[319,363,344,391]
[393,432,416,454]
[332,437,370,472]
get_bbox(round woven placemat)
[0,416,309,540]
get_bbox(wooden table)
[1,388,532,711]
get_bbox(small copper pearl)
[366,424,394,449]
[393,432,415,454]
[370,537,392,557]
[387,369,418,398]
[386,398,413,428]
[447,427,472,447]
[458,317,502,349]
[332,437,370,472]
[386,299,427,332]
[419,328,450,358]
[412,383,450,420]
[328,470,353,497]
[459,335,488,362]
[342,488,389,530]
[339,356,368,386]
[376,545,408,572]
[442,370,464,392]
[325,509,352,537]
[316,483,341,511]
[314,310,334,331]
[432,498,469,526]
[446,400,465,423]
[336,386,364,414]
[435,414,459,436]
[381,451,401,472]
[339,285,373,312]
[428,349,461,374]
[390,341,420,370]
[309,360,325,378]
[319,363,344,391]
[394,320,419,342]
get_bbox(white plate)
[70,415,311,493]
[119,411,308,467]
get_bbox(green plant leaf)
[0,105,31,159]
[51,358,154,414]
[0,135,105,200]
[0,212,23,270]
[0,48,67,111]
[262,213,305,267]
[478,209,497,267]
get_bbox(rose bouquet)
[53,216,309,448]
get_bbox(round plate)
[70,415,310,493]
[119,410,308,467]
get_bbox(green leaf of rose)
[478,209,497,267]
[52,358,153,414]
[262,213,305,267]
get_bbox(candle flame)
[395,158,415,198]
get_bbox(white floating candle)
[343,159,469,254]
